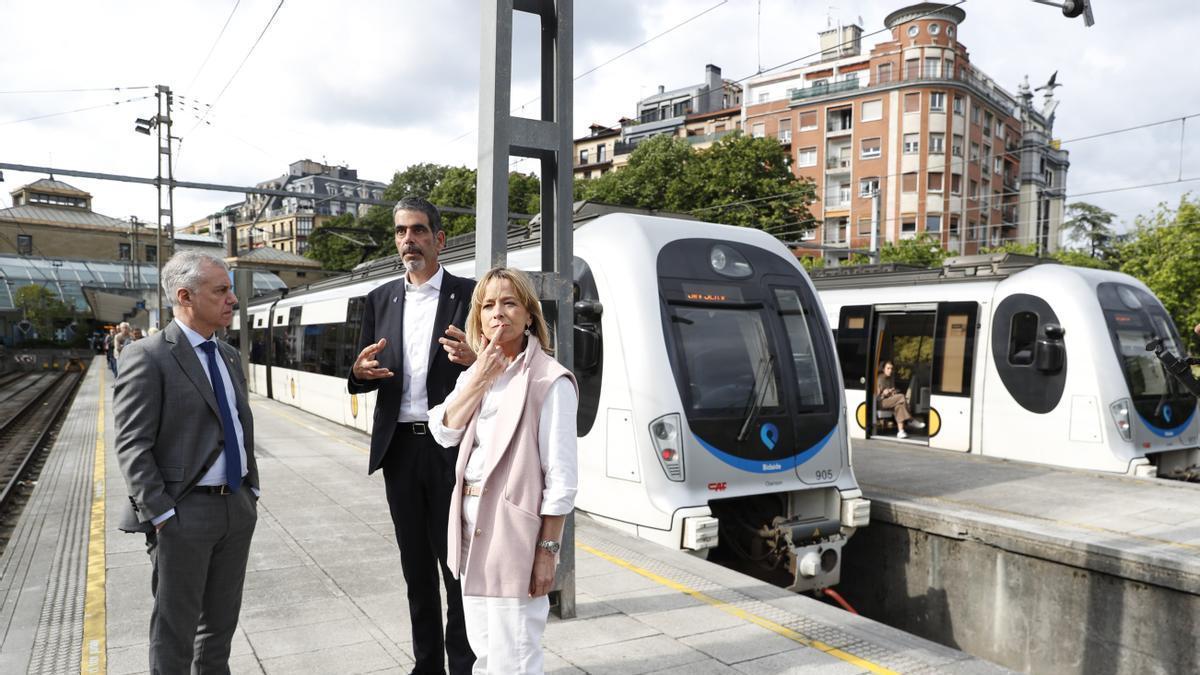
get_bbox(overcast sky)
[2,0,1198,238]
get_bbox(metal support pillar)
[154,85,175,329]
[476,0,575,619]
[234,268,253,383]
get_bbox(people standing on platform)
[104,327,117,376]
[347,196,478,675]
[113,251,260,673]
[877,360,926,439]
[112,323,133,375]
[429,267,579,675]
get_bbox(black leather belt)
[399,422,427,435]
[196,485,236,495]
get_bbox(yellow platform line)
[81,368,107,673]
[578,542,898,675]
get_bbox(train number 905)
[813,469,835,482]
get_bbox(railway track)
[0,368,85,554]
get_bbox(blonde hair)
[466,267,552,354]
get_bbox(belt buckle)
[219,484,232,495]
[412,422,427,435]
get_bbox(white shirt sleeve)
[539,376,578,516]
[427,366,474,448]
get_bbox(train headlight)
[650,413,685,481]
[709,244,752,278]
[1109,399,1133,442]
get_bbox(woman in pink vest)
[429,267,578,674]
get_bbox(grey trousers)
[147,485,257,675]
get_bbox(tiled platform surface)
[2,359,1008,674]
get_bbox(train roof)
[808,253,1059,290]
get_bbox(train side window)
[1008,311,1038,365]
[933,302,977,396]
[836,306,871,389]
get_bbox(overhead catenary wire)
[189,0,285,134]
[0,94,156,127]
[185,0,243,93]
[0,85,154,95]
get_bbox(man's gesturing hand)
[352,338,394,380]
[440,324,477,366]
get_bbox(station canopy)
[0,254,286,312]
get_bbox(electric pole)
[136,85,175,328]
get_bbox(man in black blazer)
[349,196,476,675]
[115,251,260,673]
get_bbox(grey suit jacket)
[114,320,259,533]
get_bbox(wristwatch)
[536,539,561,554]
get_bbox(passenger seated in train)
[876,360,926,439]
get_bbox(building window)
[860,177,880,197]
[877,63,894,84]
[981,145,992,173]
[598,144,607,162]
[778,117,792,143]
[929,132,945,154]
[901,217,917,234]
[145,245,157,262]
[924,57,942,78]
[928,172,944,192]
[969,179,979,200]
[860,137,881,159]
[902,172,918,193]
[904,133,920,154]
[904,92,921,113]
[996,121,1006,139]
[951,173,963,194]
[953,95,964,115]
[797,147,817,167]
[994,157,1004,174]
[673,100,691,117]
[857,218,874,236]
[970,142,981,163]
[861,99,882,122]
[907,25,919,38]
[929,23,941,35]
[827,107,852,132]
[926,214,942,232]
[905,58,920,79]
[952,134,964,157]
[972,106,982,125]
[17,234,32,256]
[950,215,960,233]
[758,92,769,103]
[929,92,945,112]
[983,111,993,136]
[579,149,588,165]
[799,110,817,130]
[752,122,766,138]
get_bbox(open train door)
[927,302,979,451]
[834,305,873,441]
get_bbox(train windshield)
[669,305,780,415]
[1098,283,1194,428]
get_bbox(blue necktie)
[199,341,242,492]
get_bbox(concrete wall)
[840,520,1198,675]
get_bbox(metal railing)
[790,67,1018,115]
[792,79,861,101]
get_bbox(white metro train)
[233,213,871,591]
[811,254,1200,478]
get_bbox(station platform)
[0,358,1006,674]
[843,439,1200,674]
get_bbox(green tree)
[979,241,1038,256]
[385,162,452,201]
[870,234,951,268]
[305,212,386,272]
[677,133,815,231]
[428,168,543,239]
[1051,249,1117,270]
[579,134,691,210]
[1118,194,1200,342]
[14,285,72,341]
[1063,201,1117,258]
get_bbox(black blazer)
[348,269,475,473]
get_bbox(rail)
[0,370,84,513]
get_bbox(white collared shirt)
[175,319,249,487]
[398,265,445,422]
[428,349,579,516]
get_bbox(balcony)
[789,67,1019,115]
[792,79,861,101]
[685,129,735,146]
[826,157,852,171]
[777,130,792,145]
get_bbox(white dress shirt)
[398,265,444,422]
[152,319,251,525]
[428,348,578,516]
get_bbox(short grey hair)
[161,251,230,306]
[392,196,442,233]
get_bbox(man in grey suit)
[115,250,259,674]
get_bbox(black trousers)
[382,426,474,675]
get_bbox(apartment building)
[742,3,1068,261]
[184,159,387,255]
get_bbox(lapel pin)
[392,296,398,303]
[450,293,456,300]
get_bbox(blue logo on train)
[760,423,779,451]
[1163,405,1173,424]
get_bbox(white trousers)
[460,495,550,675]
